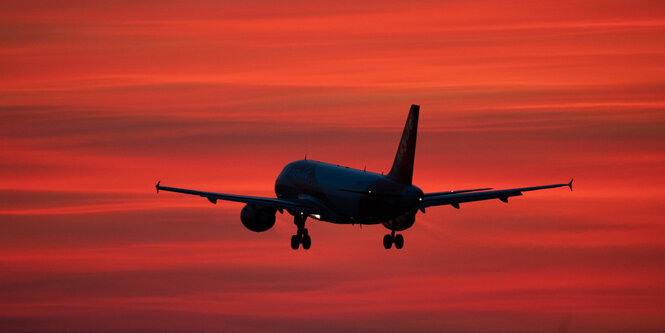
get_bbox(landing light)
[309,214,321,220]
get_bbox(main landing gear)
[291,213,311,250]
[383,230,404,250]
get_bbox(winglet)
[568,178,574,192]
[156,181,161,193]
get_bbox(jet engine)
[240,204,276,232]
[382,211,416,231]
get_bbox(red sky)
[1,0,664,332]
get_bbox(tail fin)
[387,104,419,185]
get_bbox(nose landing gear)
[291,213,311,250]
[383,230,404,249]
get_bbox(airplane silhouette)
[157,105,572,250]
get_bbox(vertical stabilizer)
[387,105,419,185]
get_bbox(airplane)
[156,105,572,250]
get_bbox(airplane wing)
[155,181,319,214]
[423,188,493,197]
[420,179,573,209]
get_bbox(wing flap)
[156,183,319,214]
[421,180,572,209]
[423,188,493,197]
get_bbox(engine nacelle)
[382,211,416,231]
[240,204,276,232]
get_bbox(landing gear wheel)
[302,234,311,250]
[394,234,404,249]
[291,212,310,250]
[290,234,300,250]
[383,234,393,249]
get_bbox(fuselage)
[275,160,423,225]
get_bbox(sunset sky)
[1,0,664,332]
